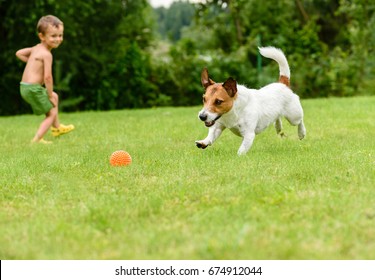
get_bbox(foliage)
[1,0,374,116]
[148,0,374,103]
[0,0,156,115]
[1,97,375,259]
[185,0,374,98]
[154,0,195,41]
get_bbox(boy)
[16,15,74,144]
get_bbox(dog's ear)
[223,77,237,97]
[201,68,215,89]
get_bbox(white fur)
[196,47,306,155]
[258,46,290,78]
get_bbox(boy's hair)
[37,15,63,34]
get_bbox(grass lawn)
[0,96,374,259]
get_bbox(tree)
[1,0,374,116]
[154,0,195,41]
[177,0,374,98]
[0,0,157,115]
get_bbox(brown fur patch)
[201,68,215,89]
[207,85,218,95]
[204,84,234,114]
[279,75,290,87]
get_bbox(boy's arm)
[15,48,32,62]
[43,52,56,106]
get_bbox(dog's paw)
[237,149,247,156]
[195,141,208,149]
[279,131,287,138]
[237,146,249,156]
[298,129,306,140]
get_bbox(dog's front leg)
[237,132,255,155]
[196,123,225,149]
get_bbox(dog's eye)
[215,99,223,105]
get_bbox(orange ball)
[110,150,132,166]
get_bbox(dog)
[195,46,306,155]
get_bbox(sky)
[149,0,177,8]
[149,0,201,8]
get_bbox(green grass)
[1,96,374,260]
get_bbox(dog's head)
[198,68,237,127]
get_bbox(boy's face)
[39,24,64,50]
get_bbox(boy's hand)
[49,95,58,107]
[15,47,32,62]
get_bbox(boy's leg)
[51,92,60,129]
[49,91,75,137]
[32,106,58,143]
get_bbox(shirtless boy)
[16,15,74,144]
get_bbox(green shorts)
[20,82,53,115]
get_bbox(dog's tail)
[258,46,290,87]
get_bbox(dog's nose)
[199,113,207,121]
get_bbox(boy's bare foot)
[31,138,53,144]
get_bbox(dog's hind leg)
[275,118,286,137]
[284,102,306,140]
[298,120,306,140]
[285,115,306,140]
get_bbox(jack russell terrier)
[195,46,306,155]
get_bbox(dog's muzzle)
[199,112,221,127]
